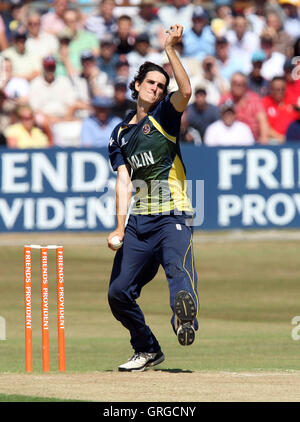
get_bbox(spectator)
[29,56,82,146]
[262,76,298,144]
[60,6,99,75]
[286,101,300,141]
[215,0,234,24]
[85,0,117,42]
[185,86,220,142]
[1,25,41,81]
[293,36,300,56]
[115,55,130,83]
[80,96,121,147]
[55,28,77,77]
[4,104,50,148]
[127,33,162,81]
[214,36,246,82]
[259,29,286,80]
[248,50,269,97]
[278,0,300,40]
[0,57,30,102]
[158,0,194,31]
[265,10,294,57]
[41,0,68,36]
[0,15,9,51]
[183,6,216,61]
[114,15,135,55]
[72,50,114,108]
[204,100,255,146]
[111,77,136,120]
[25,9,58,61]
[132,0,165,51]
[0,89,13,136]
[192,56,229,105]
[283,59,300,105]
[96,34,119,82]
[220,72,269,143]
[180,109,202,145]
[226,14,260,74]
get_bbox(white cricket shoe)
[118,351,165,372]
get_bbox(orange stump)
[24,246,33,373]
[56,247,65,372]
[40,247,50,372]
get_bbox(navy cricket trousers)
[108,213,199,353]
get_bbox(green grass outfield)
[0,232,299,375]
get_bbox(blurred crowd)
[1,0,300,148]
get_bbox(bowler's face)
[135,71,166,105]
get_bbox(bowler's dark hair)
[129,61,170,100]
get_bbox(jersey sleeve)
[151,93,183,139]
[108,123,126,171]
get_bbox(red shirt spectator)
[220,72,269,143]
[261,76,298,143]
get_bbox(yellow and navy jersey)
[108,93,193,215]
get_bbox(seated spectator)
[226,14,260,74]
[111,78,136,120]
[41,0,67,36]
[185,86,220,142]
[55,28,77,77]
[0,15,8,51]
[4,104,50,149]
[85,0,117,42]
[1,25,41,81]
[72,50,114,107]
[262,76,298,144]
[80,96,121,147]
[97,34,119,83]
[127,33,162,81]
[220,72,269,143]
[180,109,202,145]
[265,10,294,57]
[0,89,13,135]
[279,0,300,40]
[204,100,255,146]
[59,6,99,75]
[29,56,82,146]
[213,0,234,32]
[115,56,130,85]
[248,50,269,97]
[158,0,194,32]
[193,55,229,105]
[183,6,216,61]
[132,0,165,51]
[0,57,30,102]
[214,36,247,82]
[259,29,286,81]
[286,101,300,142]
[25,9,59,61]
[282,59,300,105]
[114,15,135,55]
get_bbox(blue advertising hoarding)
[0,145,300,232]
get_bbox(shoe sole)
[175,290,197,346]
[118,352,165,372]
[177,323,195,346]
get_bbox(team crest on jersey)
[142,124,151,135]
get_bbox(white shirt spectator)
[4,77,30,101]
[261,51,286,81]
[226,30,260,74]
[26,32,59,61]
[29,75,76,117]
[204,120,255,146]
[158,2,194,31]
